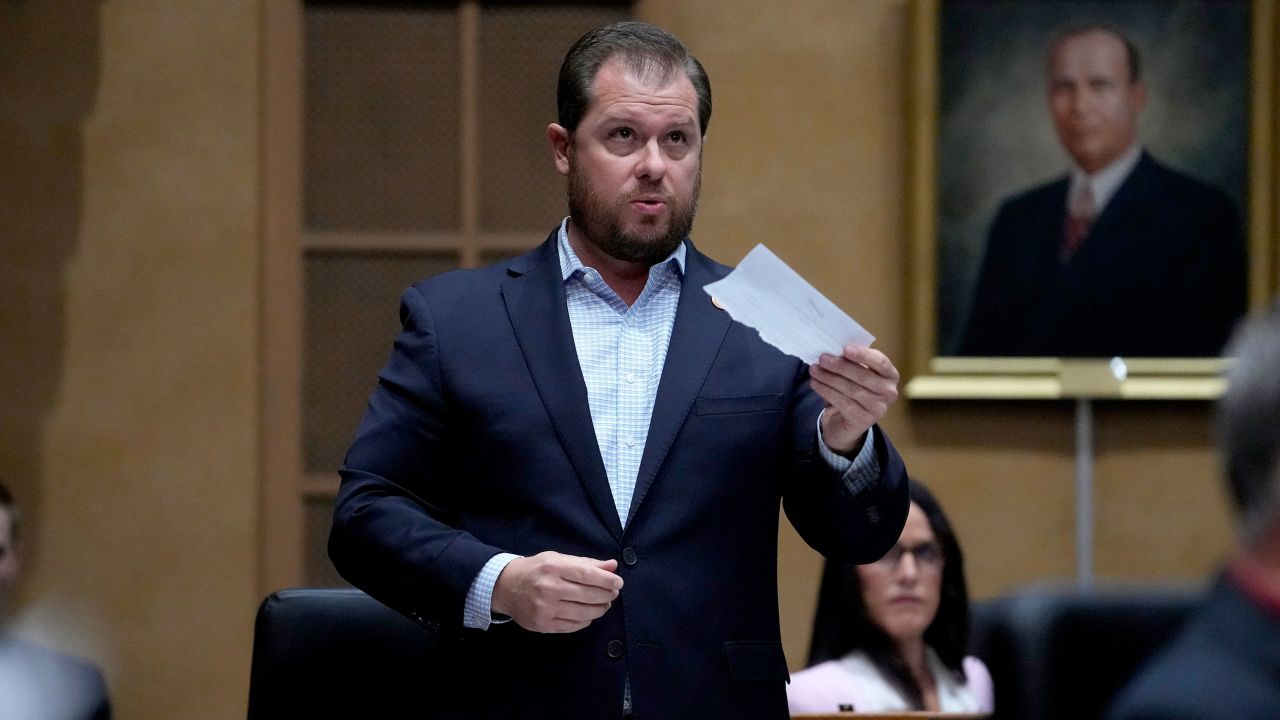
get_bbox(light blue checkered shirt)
[463,219,879,629]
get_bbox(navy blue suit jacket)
[329,231,909,719]
[959,152,1246,357]
[1105,573,1280,720]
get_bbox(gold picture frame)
[905,0,1278,400]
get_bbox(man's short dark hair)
[557,20,712,136]
[1049,24,1143,84]
[1218,298,1280,540]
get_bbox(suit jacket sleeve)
[329,285,504,633]
[780,359,909,565]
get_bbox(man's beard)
[566,152,700,266]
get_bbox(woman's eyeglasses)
[872,541,944,573]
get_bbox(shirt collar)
[1228,551,1280,620]
[1069,143,1143,213]
[556,217,687,282]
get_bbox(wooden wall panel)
[0,2,261,717]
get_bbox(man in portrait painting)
[958,24,1247,358]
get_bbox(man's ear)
[548,123,571,176]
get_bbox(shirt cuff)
[816,411,881,497]
[463,552,520,630]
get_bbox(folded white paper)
[703,244,874,364]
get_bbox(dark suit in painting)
[328,231,909,719]
[959,152,1246,357]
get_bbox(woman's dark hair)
[805,478,971,710]
[556,20,712,136]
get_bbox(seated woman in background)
[787,479,993,714]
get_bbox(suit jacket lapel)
[502,233,624,541]
[626,243,733,528]
[1059,153,1158,289]
[1088,152,1156,236]
[1075,153,1152,257]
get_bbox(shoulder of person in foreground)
[1104,597,1278,720]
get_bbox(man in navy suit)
[1105,298,1280,719]
[959,25,1246,357]
[328,21,909,720]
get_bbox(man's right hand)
[490,551,623,633]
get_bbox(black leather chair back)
[970,586,1201,720]
[246,588,448,720]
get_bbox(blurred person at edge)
[788,479,993,714]
[0,480,111,720]
[1107,298,1280,720]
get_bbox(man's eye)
[668,131,685,143]
[614,128,633,139]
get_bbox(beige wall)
[0,1,1270,717]
[1,2,261,718]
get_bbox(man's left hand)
[809,345,900,456]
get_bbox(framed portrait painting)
[905,0,1277,399]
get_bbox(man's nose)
[1070,87,1093,116]
[634,139,667,181]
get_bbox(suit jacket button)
[621,547,638,566]
[606,640,625,659]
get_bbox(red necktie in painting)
[1061,181,1096,263]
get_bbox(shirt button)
[626,372,637,384]
[625,438,636,448]
[621,547,638,566]
[606,640,625,659]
